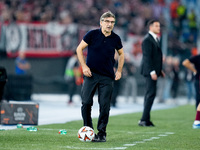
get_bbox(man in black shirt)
[183,54,200,108]
[76,11,124,142]
[183,54,200,129]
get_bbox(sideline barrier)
[0,101,39,125]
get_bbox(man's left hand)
[115,71,122,80]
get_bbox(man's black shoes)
[138,120,155,127]
[92,134,106,142]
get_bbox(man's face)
[100,17,115,34]
[150,22,160,34]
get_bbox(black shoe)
[92,134,106,142]
[148,121,155,126]
[138,120,147,126]
[138,120,155,127]
[92,134,99,142]
[99,135,106,142]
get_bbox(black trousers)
[194,77,200,108]
[141,76,157,122]
[81,73,113,136]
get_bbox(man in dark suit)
[139,19,165,127]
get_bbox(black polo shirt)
[83,29,123,79]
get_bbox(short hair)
[100,11,115,22]
[147,19,160,28]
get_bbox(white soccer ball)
[78,126,95,142]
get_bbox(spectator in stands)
[177,1,187,31]
[64,53,83,106]
[170,0,180,21]
[152,0,164,19]
[123,53,137,103]
[187,8,198,42]
[162,56,173,102]
[184,69,195,104]
[171,57,180,101]
[15,51,31,75]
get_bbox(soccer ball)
[78,126,95,142]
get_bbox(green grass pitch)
[0,105,200,150]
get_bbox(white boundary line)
[63,146,127,150]
[123,132,175,148]
[62,132,175,150]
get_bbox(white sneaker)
[193,121,200,129]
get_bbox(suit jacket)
[140,33,163,77]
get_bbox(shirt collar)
[149,31,158,41]
[99,28,113,37]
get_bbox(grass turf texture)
[0,105,199,150]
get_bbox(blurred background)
[0,0,199,104]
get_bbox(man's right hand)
[82,65,92,77]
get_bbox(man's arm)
[182,59,197,75]
[76,40,92,77]
[115,48,124,80]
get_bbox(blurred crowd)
[0,0,199,105]
[168,0,199,56]
[0,0,199,49]
[0,0,171,35]
[0,0,199,39]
